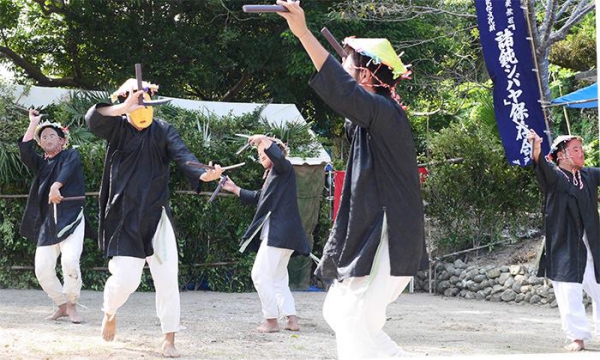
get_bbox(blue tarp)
[551,83,598,108]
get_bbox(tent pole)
[552,73,571,135]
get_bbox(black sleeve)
[239,188,260,206]
[533,152,558,191]
[165,123,205,192]
[309,55,379,129]
[17,138,43,173]
[85,103,121,141]
[264,143,292,175]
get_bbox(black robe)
[18,139,87,246]
[239,143,310,256]
[310,55,428,282]
[86,104,205,258]
[534,152,600,283]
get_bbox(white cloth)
[35,219,85,305]
[102,208,180,334]
[252,219,296,319]
[323,234,412,359]
[551,233,600,341]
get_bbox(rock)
[504,277,515,288]
[486,268,501,279]
[475,291,487,301]
[500,289,517,302]
[500,265,510,273]
[444,287,460,297]
[464,291,476,300]
[509,265,522,275]
[498,272,511,285]
[515,294,525,303]
[454,259,467,269]
[511,281,522,293]
[449,275,460,285]
[473,274,487,283]
[491,284,504,295]
[529,295,541,304]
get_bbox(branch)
[221,70,252,102]
[31,0,67,16]
[0,45,79,87]
[537,0,558,49]
[549,1,595,45]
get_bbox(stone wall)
[414,259,592,307]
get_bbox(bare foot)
[101,313,117,342]
[284,315,299,331]
[46,303,68,321]
[162,332,180,358]
[564,340,584,352]
[255,318,279,333]
[66,302,83,324]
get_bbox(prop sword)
[12,105,48,117]
[242,4,288,13]
[52,196,86,224]
[134,63,171,106]
[320,27,347,59]
[185,162,246,202]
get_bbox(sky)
[0,63,15,81]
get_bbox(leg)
[102,256,145,341]
[251,240,281,333]
[58,220,85,323]
[147,212,180,357]
[269,248,297,331]
[34,243,67,320]
[323,234,411,359]
[551,279,590,351]
[581,253,600,340]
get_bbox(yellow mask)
[128,93,153,129]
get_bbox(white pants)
[102,210,180,334]
[551,233,600,341]
[252,238,295,319]
[323,235,412,359]
[35,219,85,306]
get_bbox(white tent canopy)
[10,84,331,166]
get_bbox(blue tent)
[550,83,598,108]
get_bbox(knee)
[62,258,81,279]
[108,271,142,294]
[251,267,264,289]
[35,260,55,281]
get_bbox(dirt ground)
[1,287,599,359]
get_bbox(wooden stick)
[185,161,246,171]
[135,63,144,105]
[242,5,288,13]
[320,27,346,58]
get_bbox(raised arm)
[277,0,330,71]
[23,110,42,142]
[96,88,146,117]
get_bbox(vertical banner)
[475,0,550,166]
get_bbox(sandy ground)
[1,288,599,360]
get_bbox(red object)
[418,166,429,184]
[333,170,346,222]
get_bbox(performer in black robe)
[222,135,310,333]
[85,78,223,357]
[528,129,600,352]
[18,110,88,323]
[277,1,428,358]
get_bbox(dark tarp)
[288,164,325,290]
